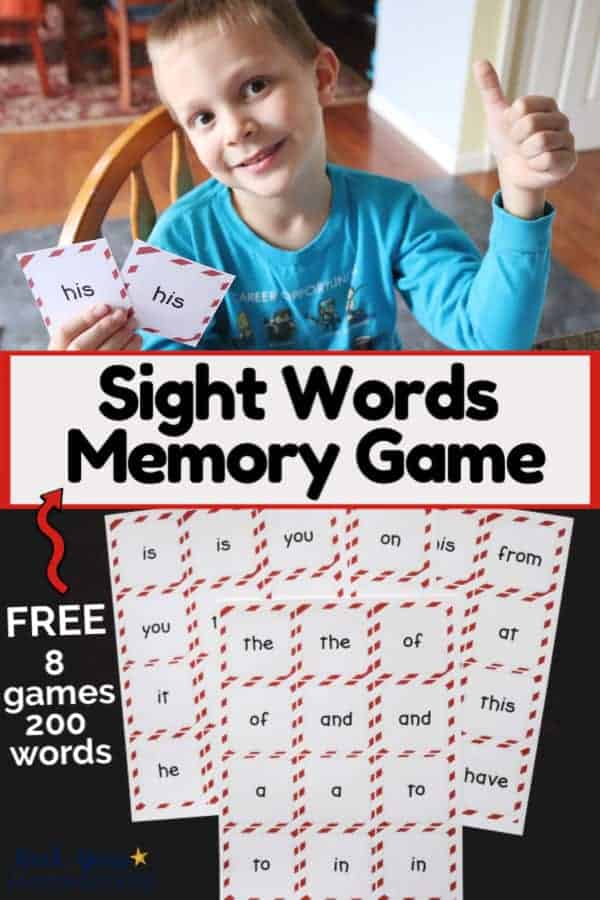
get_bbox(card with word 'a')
[216,591,462,900]
[432,508,573,835]
[121,240,235,346]
[17,239,131,336]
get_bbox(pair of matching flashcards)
[104,507,572,898]
[17,238,235,346]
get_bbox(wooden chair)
[59,104,195,244]
[104,0,169,112]
[0,0,51,96]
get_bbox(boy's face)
[152,21,337,203]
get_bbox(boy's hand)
[474,59,576,219]
[48,304,142,351]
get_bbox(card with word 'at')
[105,509,217,821]
[216,593,462,900]
[260,509,345,599]
[345,508,433,596]
[121,240,235,346]
[435,509,573,835]
[17,239,131,336]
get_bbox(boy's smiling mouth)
[235,138,287,170]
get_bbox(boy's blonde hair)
[147,0,320,62]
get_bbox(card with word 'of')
[121,240,235,347]
[216,594,462,900]
[432,508,573,835]
[17,239,131,336]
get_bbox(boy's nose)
[225,111,257,145]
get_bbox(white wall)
[370,0,478,170]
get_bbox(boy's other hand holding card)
[474,59,577,219]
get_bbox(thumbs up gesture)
[474,60,576,218]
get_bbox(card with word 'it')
[17,239,131,336]
[216,592,462,900]
[121,240,235,346]
[432,508,573,835]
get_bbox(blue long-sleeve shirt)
[142,163,554,351]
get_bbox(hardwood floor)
[2,104,599,292]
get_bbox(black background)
[1,508,593,898]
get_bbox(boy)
[50,0,576,351]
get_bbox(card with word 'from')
[16,239,131,336]
[432,508,573,835]
[121,240,235,346]
[216,593,462,900]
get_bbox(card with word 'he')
[432,508,573,835]
[16,239,131,336]
[121,240,235,346]
[216,592,462,900]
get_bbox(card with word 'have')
[431,508,573,835]
[121,240,235,346]
[17,239,131,336]
[215,591,461,900]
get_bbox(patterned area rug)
[0,4,370,132]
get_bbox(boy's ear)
[314,44,340,107]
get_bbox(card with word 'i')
[215,591,462,899]
[17,239,131,336]
[433,508,573,835]
[121,240,235,346]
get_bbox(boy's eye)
[193,111,214,128]
[243,77,268,98]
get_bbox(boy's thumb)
[473,59,508,113]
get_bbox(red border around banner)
[1,349,596,510]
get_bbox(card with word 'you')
[431,508,573,835]
[17,239,131,336]
[121,240,235,346]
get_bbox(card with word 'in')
[433,508,573,835]
[121,240,235,346]
[16,239,131,336]
[215,593,462,900]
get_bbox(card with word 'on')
[16,239,131,336]
[344,508,433,597]
[121,240,235,346]
[432,508,573,835]
[216,593,462,900]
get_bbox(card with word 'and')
[345,508,433,597]
[105,509,217,821]
[121,240,235,346]
[16,239,131,336]
[435,509,573,835]
[215,592,462,899]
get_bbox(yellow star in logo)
[130,848,148,867]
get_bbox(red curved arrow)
[36,488,68,595]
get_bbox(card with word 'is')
[17,239,131,336]
[121,240,235,346]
